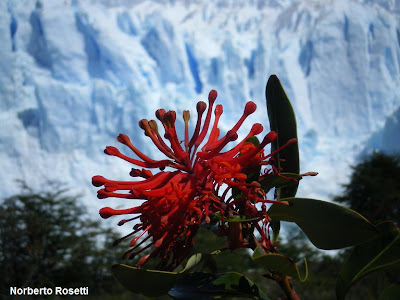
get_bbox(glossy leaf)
[169,271,270,300]
[112,264,178,297]
[252,246,308,281]
[336,221,400,300]
[268,198,377,249]
[379,284,400,300]
[266,75,300,242]
[265,75,299,198]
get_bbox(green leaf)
[251,246,308,282]
[259,172,301,242]
[181,252,219,274]
[212,212,260,223]
[266,75,300,243]
[379,284,400,300]
[270,219,280,244]
[265,75,299,198]
[259,173,301,194]
[112,264,178,297]
[169,272,270,300]
[246,135,261,147]
[336,221,400,300]
[181,253,203,272]
[113,262,269,299]
[267,198,377,250]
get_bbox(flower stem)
[277,275,300,300]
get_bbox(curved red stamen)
[197,130,238,159]
[188,101,207,151]
[139,120,176,159]
[230,101,257,133]
[97,189,140,199]
[203,104,223,148]
[118,216,141,226]
[212,123,263,159]
[155,231,168,248]
[118,133,171,164]
[129,225,151,247]
[155,109,166,122]
[104,146,174,169]
[92,175,107,187]
[195,90,218,147]
[165,128,189,161]
[99,206,142,219]
[183,110,190,151]
[130,168,153,178]
[233,131,277,165]
[264,137,298,159]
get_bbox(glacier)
[1,0,400,222]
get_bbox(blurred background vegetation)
[0,151,399,299]
[0,181,131,299]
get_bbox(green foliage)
[266,75,300,243]
[335,152,400,225]
[265,75,300,198]
[336,221,400,299]
[112,258,269,300]
[379,284,400,300]
[112,264,178,297]
[334,152,400,299]
[259,173,301,194]
[276,225,343,299]
[169,272,269,300]
[0,180,126,298]
[251,246,308,282]
[268,197,377,249]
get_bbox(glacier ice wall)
[1,0,399,217]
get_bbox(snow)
[1,0,399,223]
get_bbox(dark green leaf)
[379,284,400,300]
[169,272,270,300]
[252,246,308,281]
[212,212,260,223]
[270,219,281,243]
[265,75,299,198]
[111,261,272,299]
[246,136,261,147]
[259,173,301,194]
[266,75,300,242]
[112,264,178,297]
[336,222,400,300]
[268,198,377,249]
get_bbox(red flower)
[92,90,296,270]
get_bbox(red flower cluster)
[92,90,295,270]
